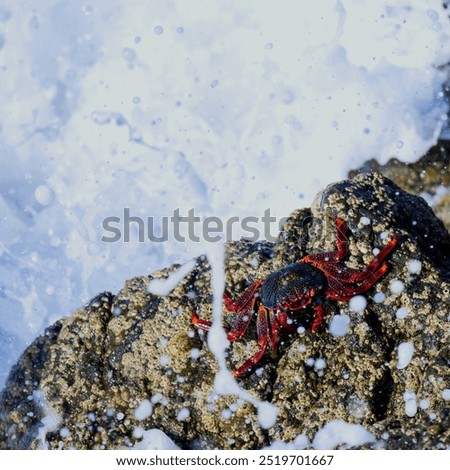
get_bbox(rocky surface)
[1,172,449,450]
[350,140,450,231]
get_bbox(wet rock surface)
[1,172,449,450]
[350,140,450,231]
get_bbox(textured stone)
[350,140,450,231]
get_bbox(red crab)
[192,217,398,377]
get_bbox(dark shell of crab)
[260,262,327,310]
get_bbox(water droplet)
[272,135,283,146]
[133,96,141,104]
[265,42,273,50]
[121,47,136,62]
[176,26,184,34]
[427,9,439,21]
[407,260,422,274]
[154,25,164,35]
[432,22,442,32]
[390,279,405,294]
[373,292,385,303]
[34,185,53,206]
[395,307,409,319]
[349,295,367,313]
[134,36,141,44]
[396,140,404,149]
[82,5,93,15]
[210,79,219,88]
[281,90,294,104]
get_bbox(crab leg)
[276,309,296,332]
[334,217,349,260]
[311,303,325,332]
[268,308,280,351]
[233,304,270,377]
[192,281,263,344]
[192,311,216,331]
[301,217,349,265]
[227,297,257,342]
[326,262,390,301]
[192,298,256,342]
[356,236,398,279]
[223,280,263,312]
[325,236,398,301]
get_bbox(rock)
[350,140,450,231]
[1,173,449,450]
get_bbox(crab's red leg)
[227,297,257,342]
[232,304,270,377]
[326,262,389,301]
[192,300,255,342]
[193,281,263,343]
[279,304,330,351]
[301,217,349,265]
[357,236,398,279]
[335,217,348,260]
[311,304,325,332]
[224,280,263,312]
[268,308,279,351]
[192,311,217,332]
[325,236,398,301]
[276,310,297,333]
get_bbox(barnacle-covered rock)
[0,172,449,450]
[350,139,450,232]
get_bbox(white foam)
[349,295,368,313]
[403,390,418,417]
[132,429,180,450]
[312,419,376,449]
[147,259,196,295]
[329,315,351,336]
[397,342,415,369]
[134,399,153,421]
